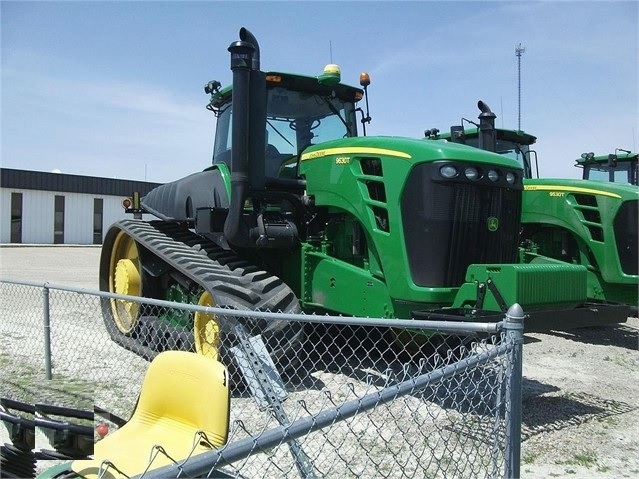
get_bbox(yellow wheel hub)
[109,232,142,334]
[194,292,221,360]
[114,259,141,296]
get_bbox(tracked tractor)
[576,150,638,185]
[426,102,638,314]
[99,29,630,368]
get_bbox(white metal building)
[0,168,161,245]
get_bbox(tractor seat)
[71,351,230,479]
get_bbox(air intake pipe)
[477,100,497,153]
[224,29,258,248]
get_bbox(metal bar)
[33,415,93,436]
[1,278,629,332]
[1,397,36,414]
[141,339,511,479]
[231,323,316,478]
[0,279,501,334]
[503,304,524,479]
[490,349,507,477]
[35,402,94,420]
[43,282,52,380]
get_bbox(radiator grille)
[402,164,522,287]
[614,200,638,275]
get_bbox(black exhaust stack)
[224,28,298,250]
[241,28,267,191]
[224,30,257,248]
[477,100,497,152]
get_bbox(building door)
[93,198,103,244]
[10,192,22,243]
[54,195,65,244]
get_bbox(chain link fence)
[0,279,523,478]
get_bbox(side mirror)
[450,126,465,143]
[608,154,618,168]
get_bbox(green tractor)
[97,29,629,365]
[576,150,638,185]
[425,102,638,314]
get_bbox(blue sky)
[1,1,637,183]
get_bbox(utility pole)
[515,43,526,131]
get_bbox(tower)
[515,43,526,131]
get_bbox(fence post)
[503,303,524,479]
[43,282,52,380]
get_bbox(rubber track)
[115,219,301,314]
[102,219,302,360]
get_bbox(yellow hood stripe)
[524,184,621,199]
[301,147,412,161]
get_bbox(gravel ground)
[519,321,639,478]
[1,245,637,478]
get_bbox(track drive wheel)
[107,230,142,334]
[194,291,221,360]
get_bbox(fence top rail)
[0,277,502,334]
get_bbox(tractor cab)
[425,104,539,179]
[451,128,537,178]
[576,150,638,185]
[207,68,364,184]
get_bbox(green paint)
[160,284,199,328]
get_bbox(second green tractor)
[426,101,637,314]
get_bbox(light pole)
[515,43,525,131]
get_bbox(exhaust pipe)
[477,100,497,153]
[224,30,257,248]
[240,27,260,70]
[224,28,295,249]
[241,28,266,191]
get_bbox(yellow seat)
[71,351,230,479]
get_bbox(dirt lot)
[519,321,638,477]
[0,245,637,478]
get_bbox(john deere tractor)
[98,29,630,365]
[576,150,638,185]
[426,102,638,314]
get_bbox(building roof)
[1,168,162,197]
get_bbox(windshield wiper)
[319,96,350,133]
[267,119,295,148]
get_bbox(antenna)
[515,43,526,131]
[329,40,333,64]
